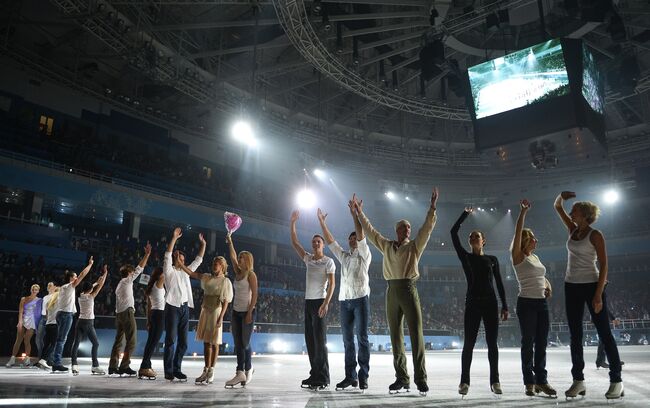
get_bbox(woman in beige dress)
[181,256,233,385]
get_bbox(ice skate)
[225,370,246,388]
[138,368,156,380]
[388,379,410,394]
[335,378,358,391]
[565,380,586,399]
[605,382,624,400]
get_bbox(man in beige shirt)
[352,188,438,395]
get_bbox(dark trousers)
[304,299,330,384]
[39,324,57,363]
[231,309,256,372]
[140,309,165,370]
[53,312,74,366]
[461,297,499,385]
[565,282,622,382]
[71,319,100,366]
[516,297,549,385]
[386,280,426,384]
[340,295,370,381]
[164,303,189,375]
[596,341,608,365]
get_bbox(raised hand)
[290,210,300,223]
[198,233,206,245]
[173,227,182,239]
[144,241,152,255]
[102,264,108,275]
[561,191,576,200]
[464,206,474,214]
[225,233,232,245]
[352,194,364,213]
[317,208,328,223]
[87,256,94,266]
[431,187,439,208]
[520,199,531,210]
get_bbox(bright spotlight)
[296,189,316,209]
[603,189,620,204]
[313,168,326,180]
[270,340,287,353]
[405,196,410,201]
[231,121,257,147]
[385,191,395,200]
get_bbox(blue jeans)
[231,309,256,371]
[164,303,189,375]
[516,297,549,385]
[53,312,74,366]
[340,295,370,381]
[36,317,46,356]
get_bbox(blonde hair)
[47,289,60,310]
[213,256,228,276]
[573,201,601,224]
[520,228,535,252]
[31,284,40,292]
[238,251,254,278]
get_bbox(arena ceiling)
[1,0,649,180]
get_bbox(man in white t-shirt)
[51,257,94,373]
[163,227,205,381]
[108,243,151,376]
[317,197,372,391]
[290,210,336,389]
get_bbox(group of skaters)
[6,229,258,388]
[5,189,625,399]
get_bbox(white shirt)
[149,285,166,311]
[303,253,336,300]
[78,293,95,319]
[163,252,202,308]
[233,274,252,312]
[329,238,371,301]
[513,254,547,299]
[41,293,52,316]
[57,283,77,314]
[565,229,600,284]
[115,265,144,313]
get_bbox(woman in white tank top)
[224,234,258,388]
[70,265,108,375]
[511,200,555,397]
[138,266,166,380]
[554,191,623,399]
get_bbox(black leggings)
[39,324,58,363]
[461,297,499,385]
[140,310,165,370]
[565,282,622,382]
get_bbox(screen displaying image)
[468,39,570,119]
[582,44,604,114]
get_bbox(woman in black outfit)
[451,207,509,396]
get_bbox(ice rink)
[1,346,648,407]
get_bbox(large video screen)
[582,44,604,114]
[468,39,570,119]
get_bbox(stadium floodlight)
[385,191,395,200]
[270,340,287,353]
[603,189,620,205]
[313,168,326,180]
[296,189,316,209]
[231,121,258,147]
[405,196,410,201]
